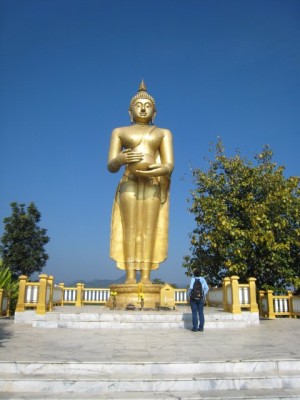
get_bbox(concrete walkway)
[0,316,299,363]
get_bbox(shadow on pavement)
[0,318,13,347]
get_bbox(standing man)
[188,268,209,332]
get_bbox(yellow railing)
[16,276,111,314]
[16,274,54,315]
[57,283,110,306]
[15,274,300,319]
[258,290,300,319]
[16,274,259,315]
[222,276,258,314]
[176,276,258,314]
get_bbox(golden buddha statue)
[107,81,174,284]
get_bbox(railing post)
[258,290,265,317]
[48,275,54,311]
[16,275,28,312]
[0,289,4,316]
[5,290,11,317]
[230,276,241,314]
[58,283,65,305]
[76,283,84,307]
[223,277,230,312]
[287,290,294,318]
[248,277,258,313]
[266,290,275,319]
[36,274,48,315]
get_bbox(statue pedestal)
[106,284,163,310]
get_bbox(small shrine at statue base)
[105,283,166,310]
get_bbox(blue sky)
[1,0,299,286]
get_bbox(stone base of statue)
[106,284,163,310]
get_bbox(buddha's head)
[129,80,156,124]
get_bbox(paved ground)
[0,316,299,363]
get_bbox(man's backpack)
[190,278,204,301]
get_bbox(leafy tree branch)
[0,202,50,279]
[183,139,300,292]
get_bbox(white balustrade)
[274,298,289,313]
[63,289,77,302]
[261,297,268,313]
[84,289,110,303]
[207,288,223,305]
[239,286,250,305]
[292,297,300,313]
[46,285,51,303]
[226,286,232,305]
[25,285,39,303]
[174,289,187,303]
[53,286,63,303]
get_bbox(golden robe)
[110,171,170,270]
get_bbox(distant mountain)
[67,274,126,288]
[66,274,188,288]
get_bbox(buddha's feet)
[125,278,137,284]
[140,270,152,285]
[140,278,152,285]
[125,270,136,284]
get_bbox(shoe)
[198,328,204,332]
[192,328,198,332]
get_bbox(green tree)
[0,202,50,279]
[183,140,300,292]
[151,277,178,288]
[152,278,165,285]
[0,261,19,314]
[0,260,11,288]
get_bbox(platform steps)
[29,307,256,329]
[0,360,300,399]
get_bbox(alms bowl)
[128,154,154,174]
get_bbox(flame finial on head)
[139,79,147,92]
[129,80,156,111]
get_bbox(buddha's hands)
[135,163,170,177]
[118,148,143,166]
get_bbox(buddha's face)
[130,98,155,124]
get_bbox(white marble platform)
[14,306,260,329]
[0,360,300,396]
[1,389,300,399]
[1,317,299,399]
[1,359,300,375]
